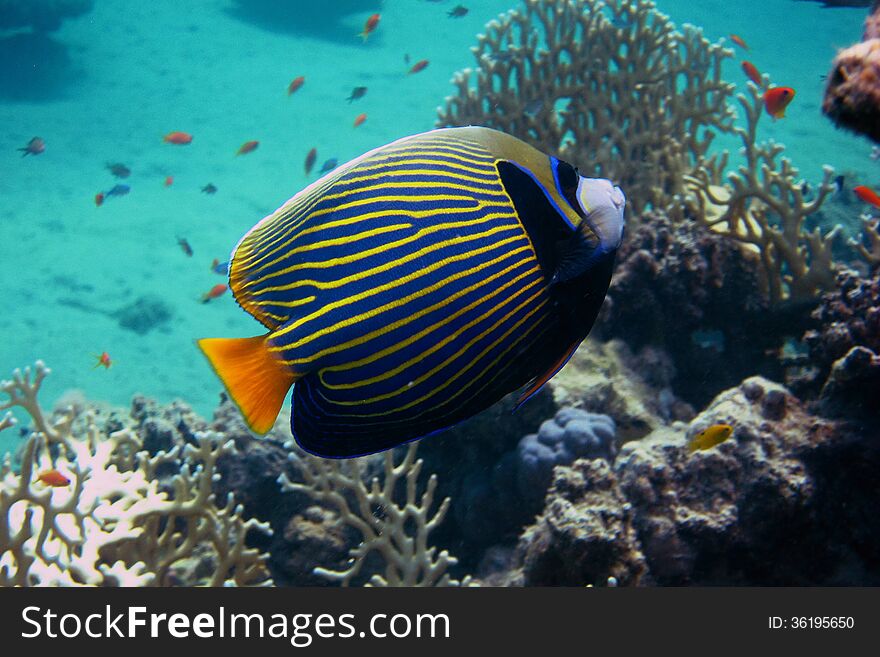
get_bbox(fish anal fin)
[197,335,298,434]
[514,339,581,411]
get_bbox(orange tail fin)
[197,335,298,434]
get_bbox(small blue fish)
[319,158,338,174]
[212,259,229,275]
[105,184,130,198]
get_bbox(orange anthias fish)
[729,34,748,50]
[237,140,259,156]
[18,137,45,156]
[202,283,228,303]
[164,131,193,145]
[305,147,317,175]
[94,192,104,207]
[93,351,112,369]
[359,13,380,42]
[353,113,367,128]
[763,86,795,119]
[36,469,70,487]
[165,175,174,187]
[853,185,880,208]
[741,61,762,86]
[287,75,305,96]
[409,59,429,74]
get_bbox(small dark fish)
[523,98,544,116]
[105,184,130,198]
[178,237,193,257]
[305,147,318,175]
[448,5,468,17]
[202,183,218,194]
[18,137,45,157]
[409,59,429,74]
[404,53,411,64]
[319,158,338,174]
[610,16,632,29]
[834,175,845,194]
[106,162,131,178]
[487,51,514,64]
[347,86,367,103]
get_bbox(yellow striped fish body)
[199,127,625,458]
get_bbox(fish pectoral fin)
[513,338,582,411]
[197,334,298,434]
[551,222,602,286]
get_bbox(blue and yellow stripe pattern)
[198,127,624,458]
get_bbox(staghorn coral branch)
[850,215,880,266]
[279,443,470,587]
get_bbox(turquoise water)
[0,0,872,457]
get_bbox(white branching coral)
[279,444,470,587]
[0,361,272,587]
[685,83,839,304]
[438,0,735,216]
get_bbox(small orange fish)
[729,34,748,50]
[237,140,259,156]
[763,86,795,119]
[37,469,70,487]
[288,75,305,96]
[305,147,317,175]
[353,113,367,127]
[359,13,380,42]
[164,175,174,187]
[201,283,228,303]
[93,351,112,369]
[688,424,734,453]
[164,131,193,145]
[741,61,762,86]
[409,59,429,74]
[94,192,104,207]
[854,185,880,208]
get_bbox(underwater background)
[1,0,879,586]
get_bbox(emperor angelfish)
[198,127,625,458]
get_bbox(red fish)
[93,351,112,369]
[305,147,317,174]
[854,185,880,208]
[37,469,70,487]
[18,137,45,157]
[359,13,380,42]
[409,59,429,74]
[287,75,305,96]
[201,283,228,303]
[94,192,104,207]
[164,131,193,145]
[730,34,748,50]
[353,113,367,127]
[164,175,174,187]
[741,61,762,86]
[763,86,795,119]
[237,140,259,156]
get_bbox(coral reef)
[515,408,616,516]
[597,211,781,406]
[279,444,471,587]
[685,82,839,304]
[510,376,879,585]
[789,267,880,420]
[0,362,272,586]
[822,0,880,144]
[437,0,735,217]
[0,0,92,33]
